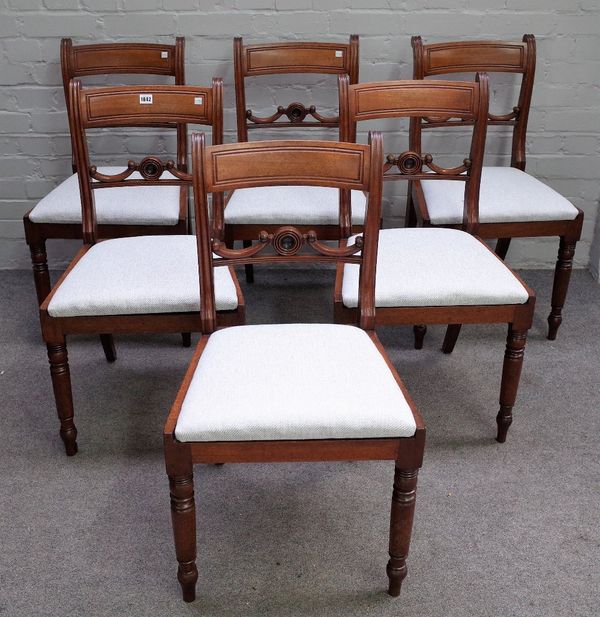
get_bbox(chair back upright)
[61,37,186,173]
[233,35,359,143]
[339,76,490,234]
[412,35,536,171]
[69,79,223,244]
[192,134,384,333]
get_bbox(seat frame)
[164,134,425,603]
[222,36,361,282]
[408,35,583,341]
[24,38,189,307]
[40,80,244,457]
[334,75,536,443]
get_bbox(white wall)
[1,0,599,272]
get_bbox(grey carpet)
[0,267,598,617]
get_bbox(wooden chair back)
[192,133,383,333]
[69,79,223,244]
[412,35,535,170]
[61,38,186,172]
[233,36,359,142]
[339,75,489,233]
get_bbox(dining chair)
[335,75,536,443]
[24,38,189,307]
[164,133,425,602]
[223,35,361,282]
[39,80,244,456]
[409,35,582,342]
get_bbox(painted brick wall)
[1,0,599,272]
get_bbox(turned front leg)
[169,472,198,602]
[387,467,419,597]
[547,237,577,340]
[46,341,78,456]
[497,327,528,443]
[29,239,51,305]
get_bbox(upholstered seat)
[175,323,416,442]
[420,167,579,225]
[29,167,182,225]
[224,186,367,225]
[48,235,238,318]
[342,227,529,308]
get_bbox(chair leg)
[496,326,528,443]
[169,469,198,602]
[405,186,417,228]
[413,325,427,350]
[243,240,254,283]
[29,238,51,305]
[547,237,577,341]
[494,237,511,260]
[46,341,78,456]
[181,333,192,348]
[441,324,462,354]
[99,334,117,363]
[387,466,419,597]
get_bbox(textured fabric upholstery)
[224,186,367,225]
[47,236,238,317]
[420,166,579,225]
[29,167,182,225]
[175,323,416,442]
[342,228,530,308]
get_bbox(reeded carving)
[246,102,338,125]
[383,151,471,177]
[89,158,191,183]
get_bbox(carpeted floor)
[0,267,598,617]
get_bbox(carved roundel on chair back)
[139,156,164,180]
[396,151,422,175]
[272,227,304,256]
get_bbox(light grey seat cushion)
[175,323,416,442]
[47,236,238,317]
[29,167,182,225]
[342,228,530,308]
[224,185,367,225]
[420,166,579,225]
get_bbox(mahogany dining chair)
[24,38,190,358]
[335,75,536,443]
[164,133,425,602]
[408,35,582,342]
[222,36,362,282]
[39,81,244,456]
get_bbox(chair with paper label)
[24,38,193,357]
[39,80,244,456]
